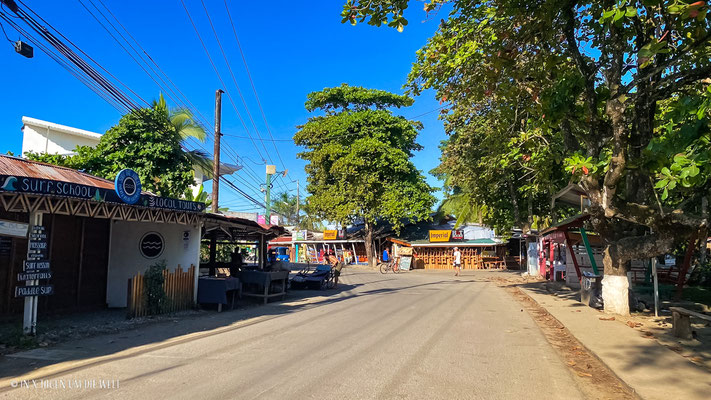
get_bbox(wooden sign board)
[24,260,50,272]
[0,219,29,238]
[399,247,414,256]
[18,271,52,281]
[15,285,54,297]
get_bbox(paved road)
[1,268,584,399]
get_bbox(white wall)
[106,220,201,308]
[21,122,101,156]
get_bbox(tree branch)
[650,64,711,103]
[616,33,711,98]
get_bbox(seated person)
[229,249,243,277]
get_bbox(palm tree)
[151,94,213,175]
[271,192,299,224]
[437,190,488,228]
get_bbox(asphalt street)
[1,268,584,399]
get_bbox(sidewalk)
[517,281,711,399]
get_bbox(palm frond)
[185,150,214,175]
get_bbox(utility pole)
[265,165,275,220]
[212,89,223,213]
[296,179,300,226]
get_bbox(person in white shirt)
[453,247,462,276]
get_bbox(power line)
[0,11,129,114]
[0,18,11,42]
[194,0,289,194]
[199,0,273,164]
[222,0,286,170]
[91,0,268,201]
[222,133,292,141]
[178,0,267,164]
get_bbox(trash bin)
[580,271,602,307]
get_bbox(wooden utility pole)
[212,89,223,213]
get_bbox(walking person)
[327,250,343,288]
[453,246,462,276]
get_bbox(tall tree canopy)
[27,95,208,199]
[344,0,711,314]
[294,84,437,267]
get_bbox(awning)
[203,213,285,242]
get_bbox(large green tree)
[27,95,208,198]
[294,84,437,267]
[344,0,711,314]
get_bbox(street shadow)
[0,271,473,383]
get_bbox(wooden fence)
[127,264,195,318]
[415,247,505,270]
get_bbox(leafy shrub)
[144,261,170,315]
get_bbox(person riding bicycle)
[382,247,390,264]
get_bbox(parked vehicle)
[268,246,290,263]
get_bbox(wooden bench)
[669,307,711,339]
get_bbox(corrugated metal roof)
[0,155,114,189]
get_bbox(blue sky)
[0,0,448,213]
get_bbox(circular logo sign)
[139,232,164,259]
[114,169,141,205]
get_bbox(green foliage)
[294,84,436,234]
[404,3,574,232]
[353,0,711,271]
[144,261,169,315]
[25,94,207,199]
[271,192,300,225]
[200,243,249,264]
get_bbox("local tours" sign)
[0,174,205,213]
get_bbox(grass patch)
[0,323,39,350]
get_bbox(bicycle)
[378,259,400,274]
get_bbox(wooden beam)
[387,238,412,247]
[675,235,698,301]
[564,231,583,283]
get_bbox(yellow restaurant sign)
[323,230,338,240]
[429,230,451,242]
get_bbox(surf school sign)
[0,172,205,213]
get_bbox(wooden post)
[563,231,582,283]
[675,235,698,300]
[671,310,692,339]
[212,89,223,213]
[76,218,86,306]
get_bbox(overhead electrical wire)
[87,0,267,200]
[0,12,129,114]
[194,0,290,194]
[7,0,277,211]
[199,0,273,164]
[222,0,286,170]
[178,0,267,164]
[15,0,147,110]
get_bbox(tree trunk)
[601,245,630,315]
[364,221,376,269]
